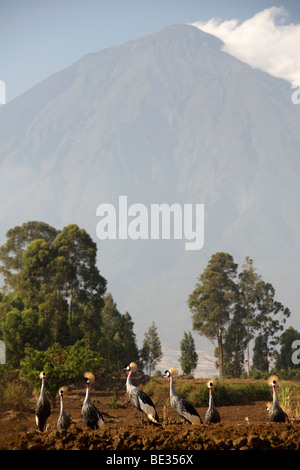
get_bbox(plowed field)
[1,376,300,451]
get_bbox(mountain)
[0,24,300,372]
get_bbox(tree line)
[0,221,163,383]
[0,222,298,388]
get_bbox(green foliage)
[20,339,102,403]
[271,368,300,380]
[207,382,270,407]
[0,221,107,362]
[98,293,138,371]
[0,221,59,288]
[252,334,269,372]
[0,221,137,375]
[1,308,50,367]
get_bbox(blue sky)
[1,0,300,101]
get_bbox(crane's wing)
[35,396,51,431]
[180,398,202,424]
[269,404,289,423]
[138,390,159,423]
[205,407,221,424]
[82,402,104,429]
[57,411,72,430]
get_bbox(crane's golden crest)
[59,386,68,394]
[207,379,216,388]
[84,372,95,383]
[268,375,278,387]
[169,367,178,376]
[266,402,272,409]
[129,362,138,371]
[39,371,46,379]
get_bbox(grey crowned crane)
[205,379,221,424]
[124,362,160,424]
[81,372,104,429]
[57,387,72,430]
[164,368,203,425]
[268,376,289,423]
[35,372,51,431]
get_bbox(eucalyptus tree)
[189,252,238,378]
[0,221,107,355]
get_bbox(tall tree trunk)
[218,328,223,378]
[246,340,250,379]
[69,288,73,326]
[234,331,238,378]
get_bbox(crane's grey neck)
[208,388,214,409]
[40,378,46,396]
[273,385,279,404]
[60,395,64,412]
[126,370,133,388]
[169,375,176,397]
[84,384,90,403]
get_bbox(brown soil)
[1,376,300,451]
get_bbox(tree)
[0,221,59,290]
[51,224,107,347]
[222,307,246,377]
[97,293,138,370]
[237,257,261,378]
[252,333,269,372]
[179,331,198,375]
[14,238,70,344]
[140,322,162,375]
[1,308,50,368]
[189,252,238,378]
[0,221,107,354]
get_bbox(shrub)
[2,381,30,411]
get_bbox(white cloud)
[192,6,300,84]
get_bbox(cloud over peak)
[192,6,300,84]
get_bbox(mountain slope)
[0,24,299,360]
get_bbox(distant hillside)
[0,24,299,360]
